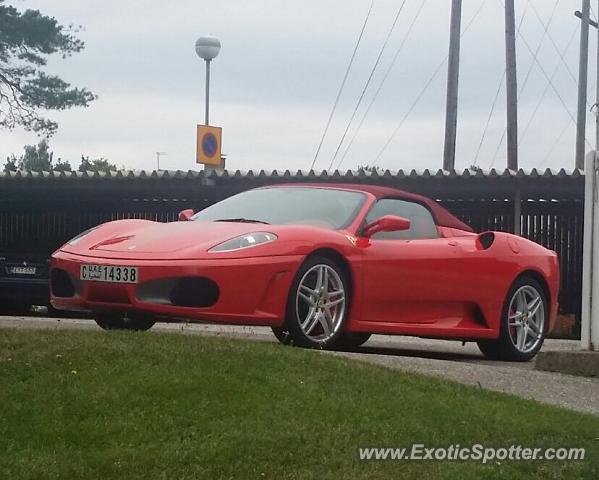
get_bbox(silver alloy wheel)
[296,264,346,343]
[507,285,545,353]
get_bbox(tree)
[79,156,117,174]
[53,158,72,172]
[357,164,380,174]
[3,155,17,173]
[0,1,96,136]
[19,138,52,172]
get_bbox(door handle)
[447,240,458,246]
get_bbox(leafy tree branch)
[0,1,96,136]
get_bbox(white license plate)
[10,266,36,275]
[80,265,138,284]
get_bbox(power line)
[490,6,589,169]
[489,0,558,168]
[309,0,374,171]
[518,0,559,99]
[489,126,507,168]
[474,0,531,167]
[327,0,410,171]
[516,23,591,145]
[335,0,428,169]
[528,1,578,86]
[491,23,578,167]
[370,60,446,169]
[522,24,579,143]
[540,118,572,168]
[370,0,489,168]
[590,78,597,103]
[473,73,505,166]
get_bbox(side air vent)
[478,232,495,250]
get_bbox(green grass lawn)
[0,328,597,480]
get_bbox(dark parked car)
[0,254,50,313]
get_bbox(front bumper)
[50,251,302,326]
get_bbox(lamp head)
[195,36,221,61]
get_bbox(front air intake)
[170,277,220,307]
[136,276,219,308]
[50,268,75,298]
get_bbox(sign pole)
[205,59,211,126]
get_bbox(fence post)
[581,151,599,350]
[513,187,521,235]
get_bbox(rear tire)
[94,312,155,331]
[477,275,548,362]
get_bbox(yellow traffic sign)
[197,125,222,166]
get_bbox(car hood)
[67,221,275,255]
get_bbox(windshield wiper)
[214,218,270,225]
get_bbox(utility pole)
[505,0,518,171]
[443,0,462,171]
[575,10,599,28]
[576,0,591,170]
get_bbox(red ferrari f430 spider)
[51,184,559,361]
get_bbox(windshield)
[192,187,366,229]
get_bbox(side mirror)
[178,209,194,221]
[363,215,411,237]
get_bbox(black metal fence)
[0,168,585,325]
[445,197,584,315]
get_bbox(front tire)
[94,312,155,331]
[281,256,350,349]
[271,326,292,345]
[478,275,548,361]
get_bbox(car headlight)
[67,227,99,246]
[209,232,277,252]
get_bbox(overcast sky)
[0,0,595,173]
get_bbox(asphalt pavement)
[1,315,597,415]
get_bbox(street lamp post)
[195,36,221,127]
[195,36,221,172]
